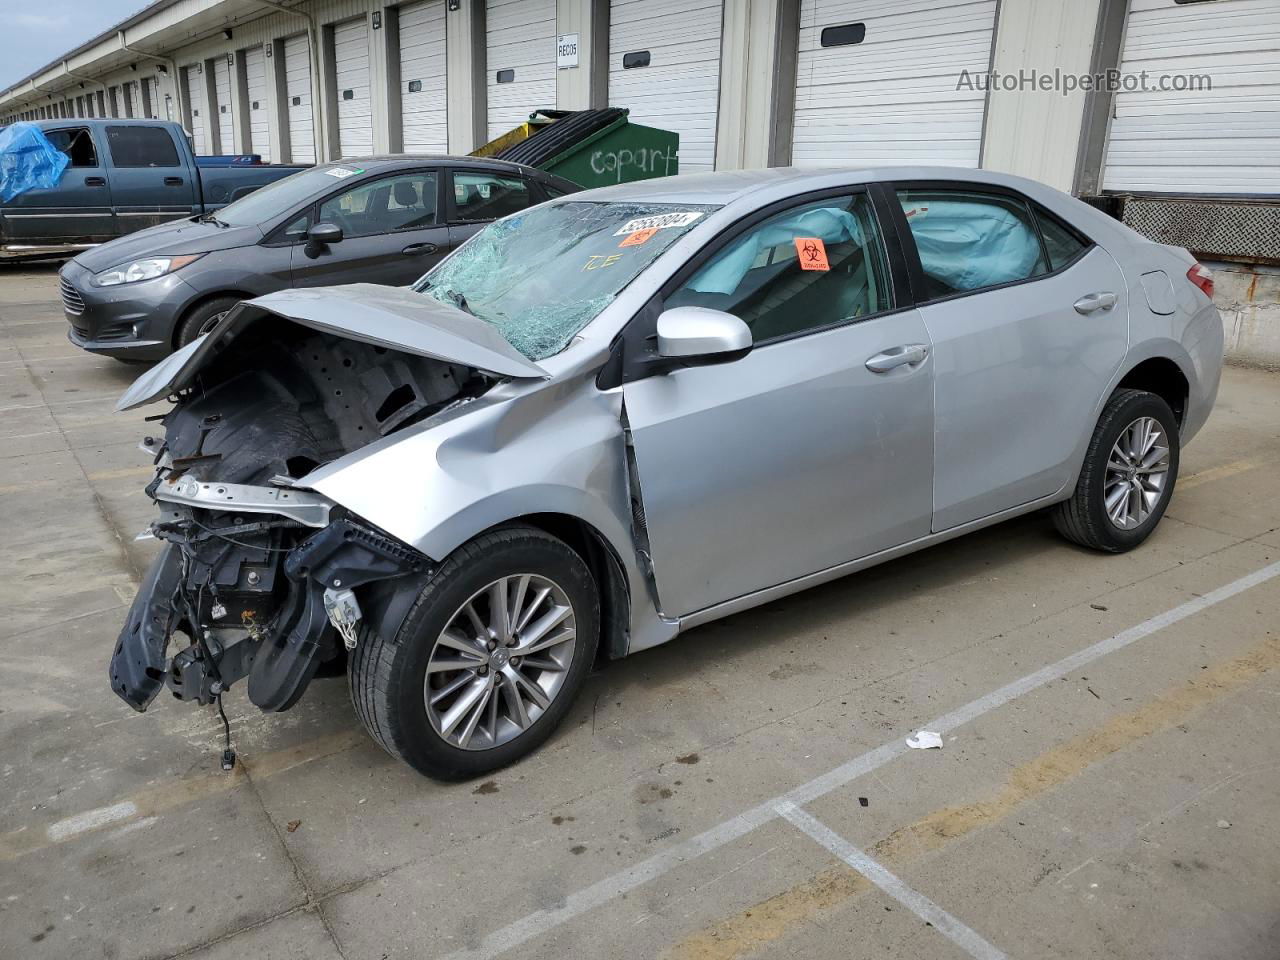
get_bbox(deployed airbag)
[0,122,69,202]
[900,199,1044,291]
[687,207,865,295]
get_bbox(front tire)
[175,296,240,348]
[349,526,599,780]
[1053,388,1180,553]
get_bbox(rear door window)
[105,125,181,167]
[896,188,1049,300]
[450,171,533,222]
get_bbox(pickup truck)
[0,119,307,261]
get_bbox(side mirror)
[307,222,343,246]
[656,306,752,362]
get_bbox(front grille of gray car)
[60,277,86,316]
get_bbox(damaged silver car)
[111,168,1223,779]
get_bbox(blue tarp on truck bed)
[0,122,69,202]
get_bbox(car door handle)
[1073,291,1117,314]
[401,242,437,256]
[84,176,106,187]
[163,176,184,186]
[866,343,929,373]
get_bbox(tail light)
[1187,262,1214,300]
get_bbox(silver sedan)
[111,167,1223,779]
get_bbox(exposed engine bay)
[109,309,498,724]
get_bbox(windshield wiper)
[198,213,228,228]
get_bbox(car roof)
[569,165,1070,206]
[323,155,554,177]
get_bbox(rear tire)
[175,296,240,348]
[1053,388,1180,553]
[349,526,599,780]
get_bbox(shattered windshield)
[414,201,719,360]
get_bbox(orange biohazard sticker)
[619,227,658,248]
[794,237,830,271]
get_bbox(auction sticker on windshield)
[614,211,704,235]
[324,166,363,179]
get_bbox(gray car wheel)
[349,525,600,780]
[1053,388,1181,553]
[174,296,241,349]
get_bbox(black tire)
[175,296,240,348]
[349,525,599,780]
[1053,388,1180,553]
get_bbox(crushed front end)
[106,287,537,722]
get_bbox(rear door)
[890,183,1128,531]
[0,125,117,245]
[290,168,448,287]
[102,125,199,232]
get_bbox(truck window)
[106,126,181,167]
[45,127,97,167]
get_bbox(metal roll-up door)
[485,0,556,141]
[399,0,448,153]
[792,0,998,167]
[184,67,208,154]
[334,16,374,157]
[213,57,234,154]
[284,34,316,163]
[129,81,145,121]
[1102,0,1280,194]
[244,45,272,161]
[608,0,724,173]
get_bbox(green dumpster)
[479,109,680,187]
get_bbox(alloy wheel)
[424,574,577,750]
[1103,416,1171,530]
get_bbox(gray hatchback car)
[59,155,579,361]
[110,167,1222,780]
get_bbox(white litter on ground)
[906,731,944,750]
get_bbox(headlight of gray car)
[95,254,204,286]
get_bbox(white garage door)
[185,66,208,155]
[334,16,374,157]
[485,0,556,141]
[792,0,997,167]
[129,81,144,120]
[213,57,234,154]
[609,0,723,173]
[244,45,271,161]
[399,0,448,153]
[1102,0,1280,194]
[284,34,316,163]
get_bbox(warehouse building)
[2,0,1278,358]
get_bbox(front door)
[622,191,935,617]
[891,186,1129,531]
[291,169,449,287]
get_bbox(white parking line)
[438,558,1280,960]
[46,801,138,842]
[776,802,1007,960]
